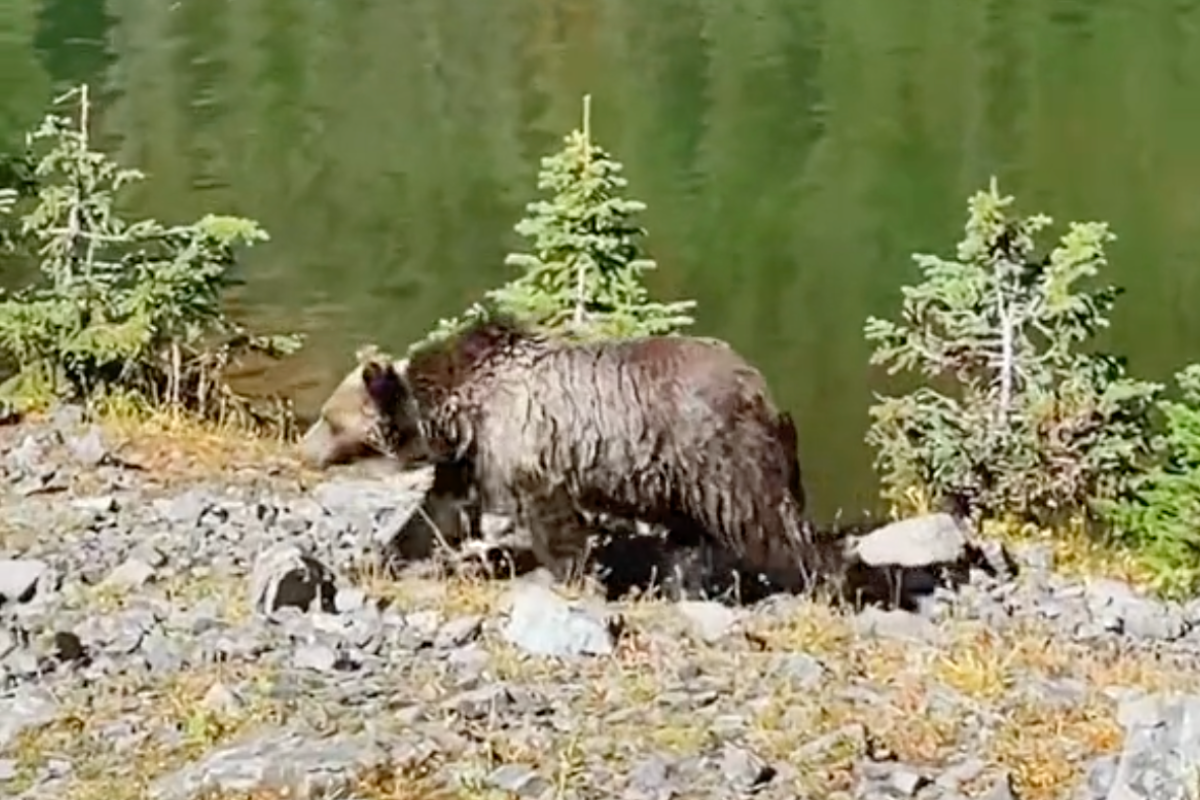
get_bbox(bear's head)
[298,349,429,470]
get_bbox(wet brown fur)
[354,315,852,595]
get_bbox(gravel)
[0,407,1196,800]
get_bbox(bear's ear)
[361,360,407,411]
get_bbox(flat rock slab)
[148,728,392,800]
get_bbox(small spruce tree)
[414,95,696,351]
[0,85,303,426]
[863,178,1161,526]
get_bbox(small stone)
[630,755,675,794]
[501,583,619,658]
[293,643,339,672]
[677,601,741,643]
[772,653,826,690]
[131,543,169,569]
[853,607,938,644]
[147,729,391,800]
[334,587,367,614]
[0,758,17,780]
[936,757,986,790]
[68,426,109,466]
[1123,599,1188,641]
[486,764,550,796]
[155,489,216,526]
[860,762,931,797]
[201,682,246,715]
[103,558,157,590]
[6,434,45,474]
[72,495,118,515]
[718,743,775,791]
[851,512,969,567]
[0,685,59,748]
[0,558,49,605]
[435,615,482,649]
[449,685,514,720]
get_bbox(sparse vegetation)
[0,85,303,432]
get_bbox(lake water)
[4,0,1200,519]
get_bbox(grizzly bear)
[300,315,858,598]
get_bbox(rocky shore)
[0,408,1197,800]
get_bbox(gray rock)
[486,764,550,796]
[0,757,17,780]
[154,490,216,526]
[333,587,367,614]
[71,495,118,515]
[1098,692,1200,800]
[448,685,516,720]
[435,615,482,649]
[293,643,339,672]
[1123,600,1188,642]
[853,607,939,644]
[49,404,84,429]
[501,583,620,658]
[629,754,676,794]
[102,558,157,590]
[717,743,775,791]
[851,512,970,568]
[67,427,109,467]
[200,682,246,716]
[148,728,392,800]
[772,653,827,690]
[1079,754,1118,800]
[677,601,742,643]
[249,544,336,616]
[311,475,427,520]
[0,559,48,605]
[859,761,931,797]
[1084,579,1189,641]
[0,685,59,748]
[936,757,986,790]
[5,434,45,475]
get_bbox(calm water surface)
[4,0,1200,518]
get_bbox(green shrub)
[863,178,1161,527]
[1102,365,1200,598]
[0,85,302,429]
[412,95,696,353]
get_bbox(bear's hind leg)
[517,484,595,585]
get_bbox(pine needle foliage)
[0,85,303,429]
[412,95,696,353]
[863,178,1161,528]
[1103,365,1200,598]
